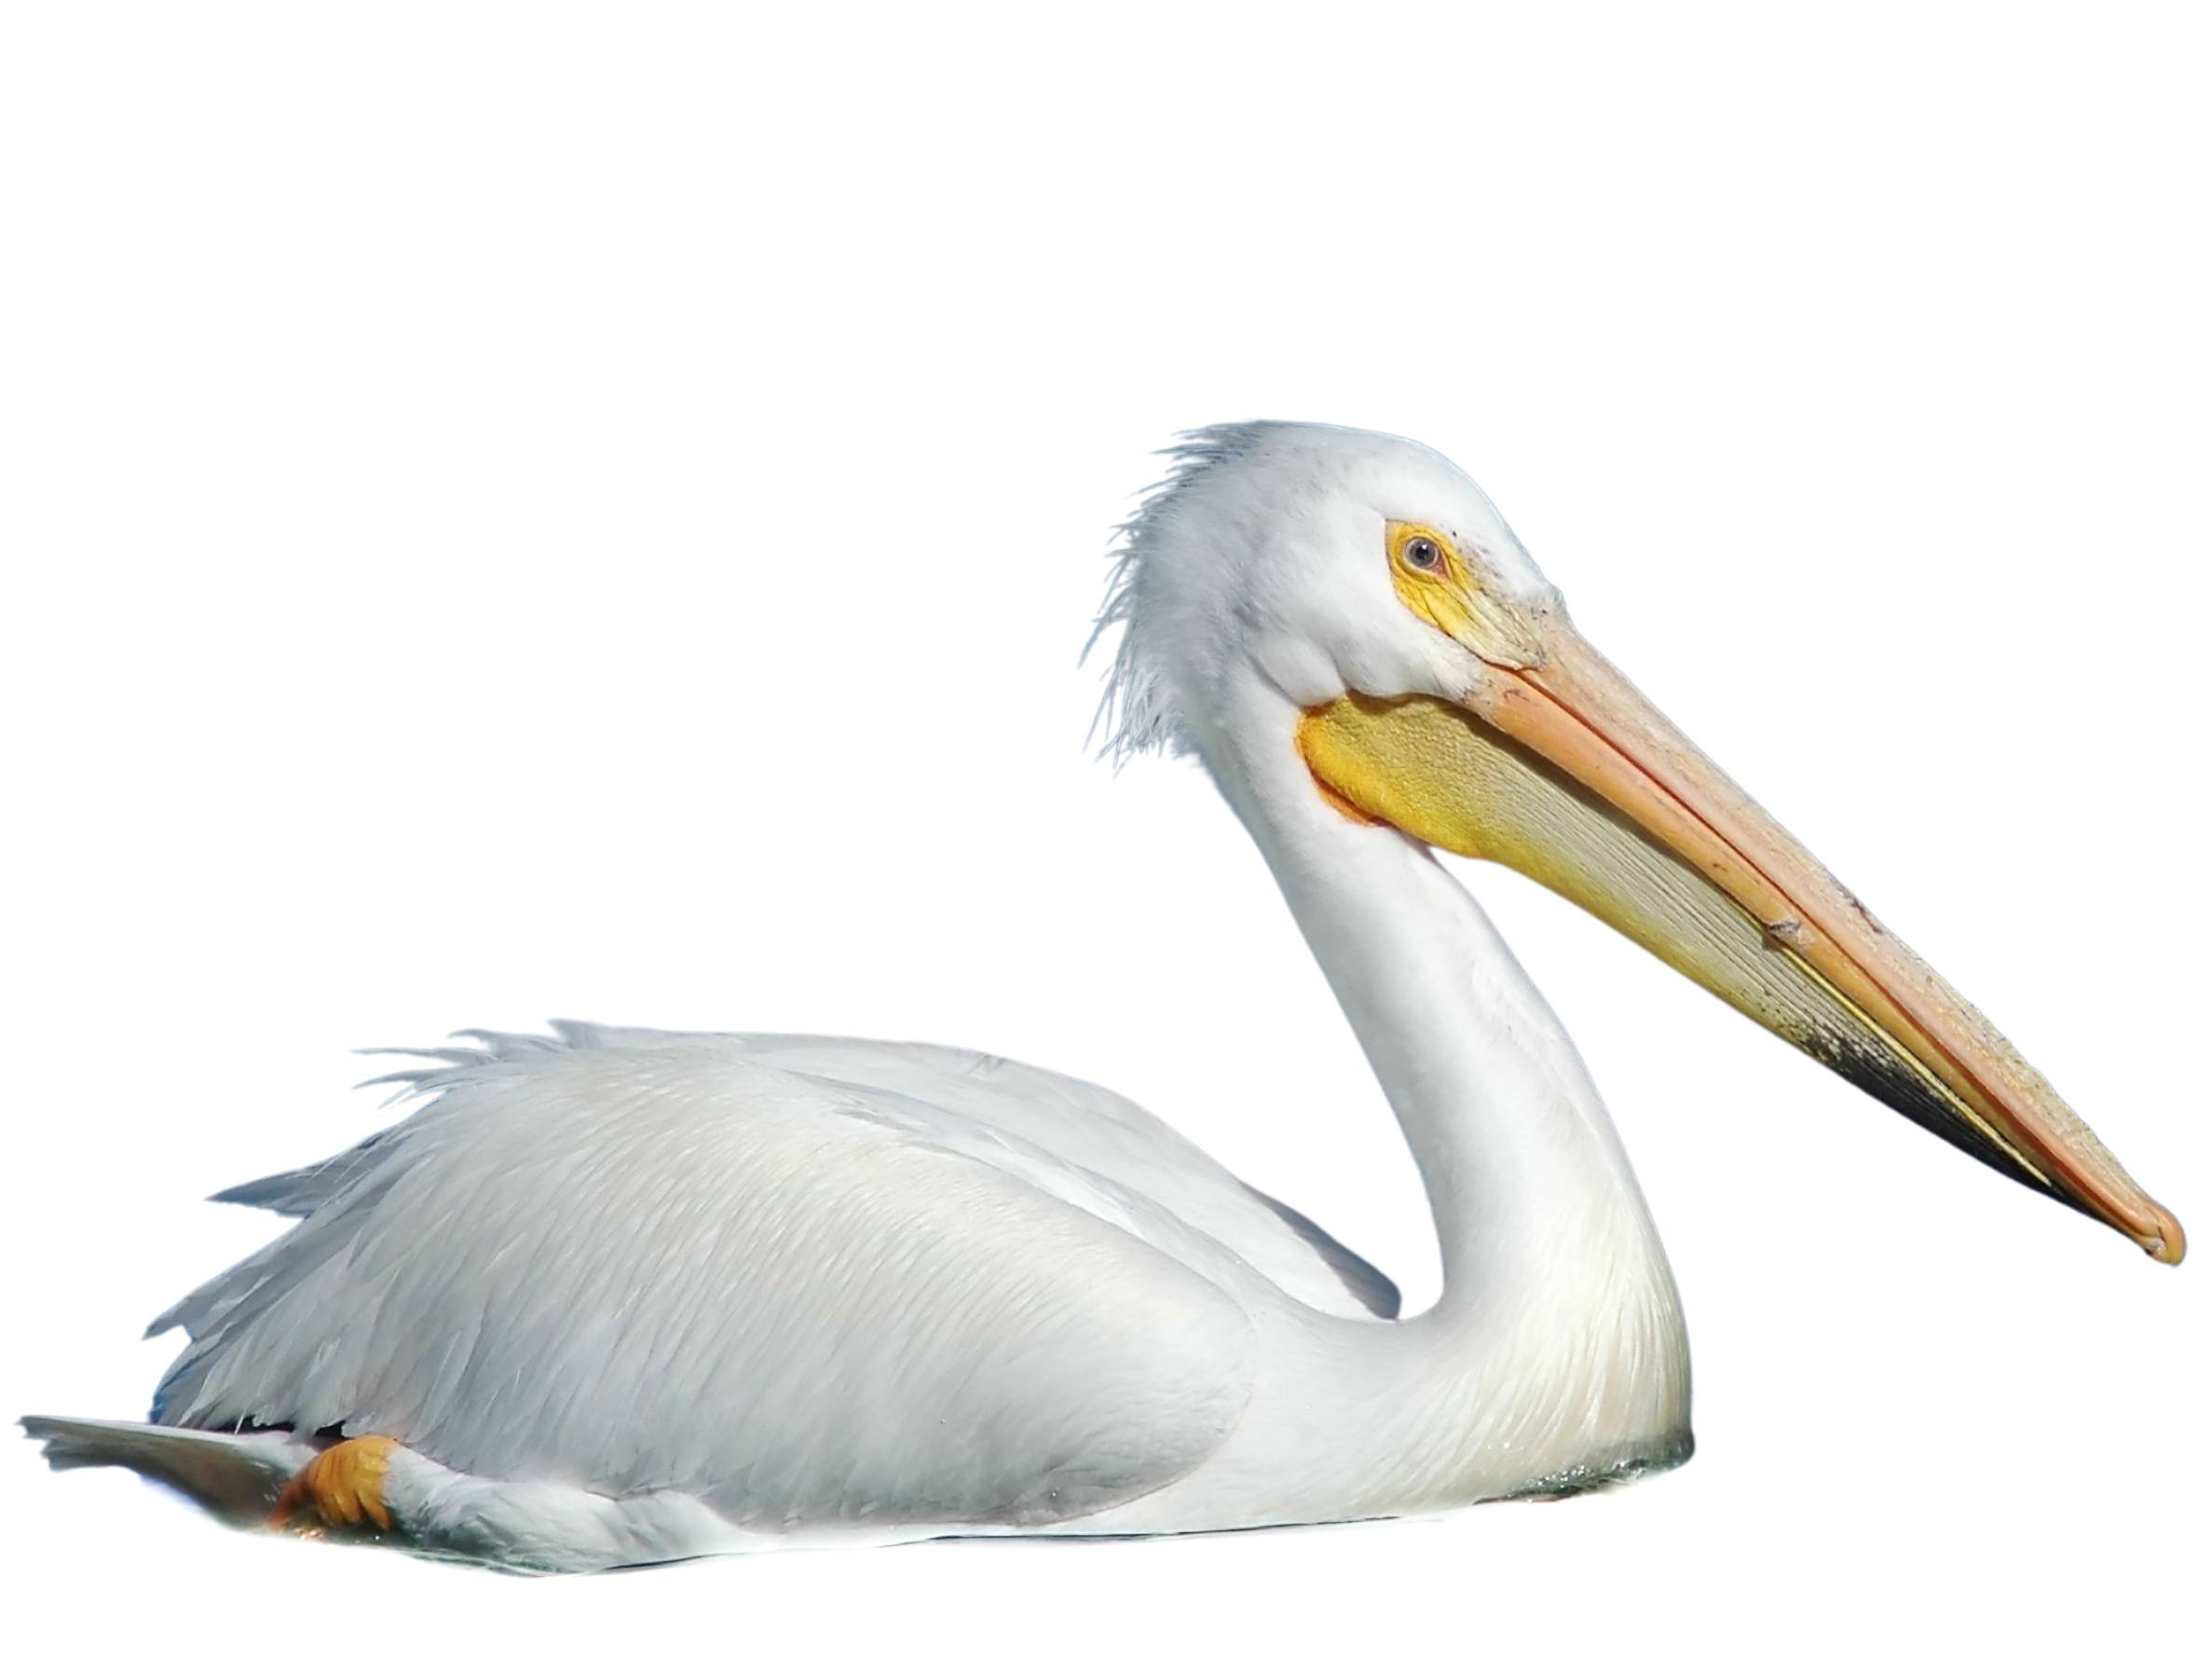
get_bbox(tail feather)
[22,1416,317,1524]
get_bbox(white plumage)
[106,983,1686,1570]
[161,1030,1263,1537]
[26,422,2175,1570]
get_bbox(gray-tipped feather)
[21,1416,314,1523]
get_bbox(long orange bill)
[1299,612,2182,1262]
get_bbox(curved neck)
[1200,681,1659,1302]
[1191,677,1689,1501]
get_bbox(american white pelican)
[24,421,2180,1571]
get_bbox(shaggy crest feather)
[1086,422,1281,762]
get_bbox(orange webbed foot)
[268,1434,401,1536]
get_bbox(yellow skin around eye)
[1384,520,1545,669]
[1385,520,1479,639]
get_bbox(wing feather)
[213,1025,1400,1320]
[155,1035,1257,1530]
[583,1024,1400,1320]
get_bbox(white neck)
[1196,676,1690,1503]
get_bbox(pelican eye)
[1386,519,1500,648]
[1387,522,1456,579]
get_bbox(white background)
[3,4,2205,1652]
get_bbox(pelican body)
[25,423,2179,1571]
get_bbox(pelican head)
[1101,420,2180,1263]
